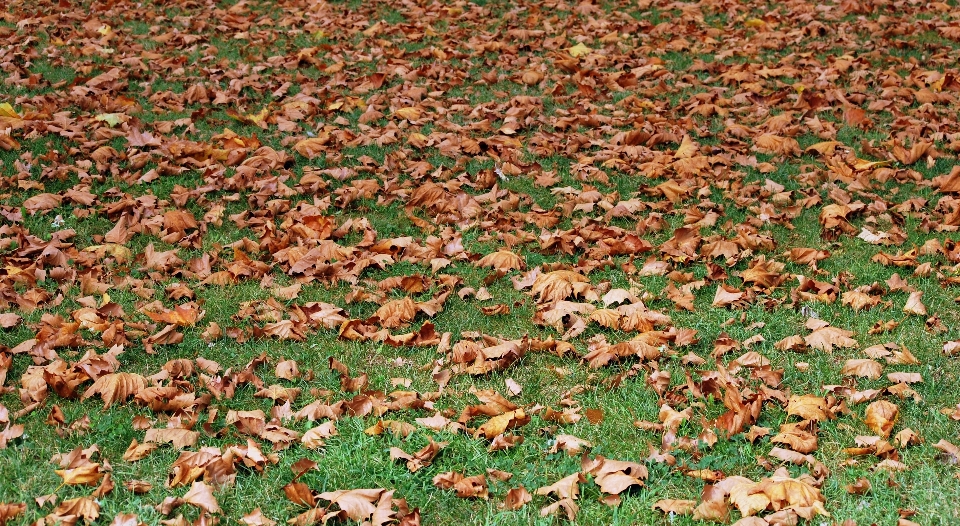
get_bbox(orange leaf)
[865,400,899,438]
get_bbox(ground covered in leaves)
[3,0,960,524]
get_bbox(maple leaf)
[55,463,104,486]
[372,297,419,328]
[540,498,579,520]
[0,503,26,526]
[316,488,386,521]
[567,42,592,57]
[81,372,147,409]
[142,302,204,327]
[365,420,416,438]
[786,395,829,421]
[903,291,927,315]
[50,496,100,524]
[499,486,531,510]
[240,509,277,526]
[652,499,696,515]
[842,359,883,380]
[476,250,525,272]
[302,422,338,449]
[531,270,592,303]
[804,320,858,352]
[183,481,221,514]
[536,472,584,501]
[143,428,199,449]
[474,409,529,439]
[865,400,899,438]
[390,437,446,472]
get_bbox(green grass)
[3,0,960,524]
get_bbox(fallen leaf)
[865,400,899,438]
[183,481,221,514]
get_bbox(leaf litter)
[1,0,960,523]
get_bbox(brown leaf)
[536,472,584,500]
[55,463,104,486]
[108,513,139,526]
[365,420,416,438]
[652,499,696,515]
[476,250,525,272]
[549,434,593,456]
[124,480,153,494]
[0,502,26,525]
[52,496,100,523]
[372,297,419,328]
[502,486,532,510]
[786,395,829,421]
[846,478,871,495]
[934,439,960,464]
[903,291,927,316]
[842,359,883,380]
[316,488,385,522]
[143,302,204,327]
[804,323,858,352]
[712,284,745,308]
[0,313,21,329]
[81,372,147,409]
[531,270,591,303]
[283,482,316,507]
[474,409,529,439]
[390,437,445,472]
[240,509,276,526]
[540,498,579,520]
[23,193,63,215]
[865,400,899,438]
[144,428,199,449]
[183,481,221,514]
[302,422,337,449]
[275,360,300,380]
[753,134,800,156]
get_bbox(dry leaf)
[865,400,899,438]
[81,372,147,409]
[183,481,221,514]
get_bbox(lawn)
[2,0,960,524]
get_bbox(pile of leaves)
[2,0,960,524]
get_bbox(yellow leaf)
[568,42,592,57]
[674,135,698,159]
[394,107,421,121]
[474,409,528,439]
[55,464,104,486]
[95,113,127,127]
[0,103,19,119]
[0,104,19,120]
[852,158,893,171]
